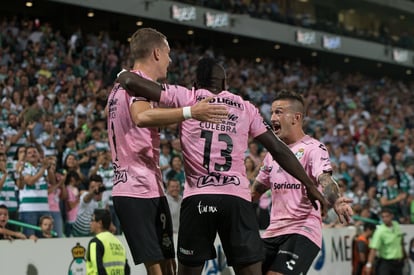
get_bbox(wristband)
[182,106,192,120]
[365,262,372,268]
[117,69,128,78]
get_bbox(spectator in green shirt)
[365,208,407,275]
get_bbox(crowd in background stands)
[179,0,414,50]
[0,15,414,238]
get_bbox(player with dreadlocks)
[117,57,328,275]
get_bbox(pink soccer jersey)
[107,71,165,199]
[160,85,267,201]
[256,135,332,248]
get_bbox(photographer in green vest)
[86,209,130,275]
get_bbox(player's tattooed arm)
[319,172,353,223]
[318,172,340,207]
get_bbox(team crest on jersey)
[295,148,304,160]
[260,164,273,172]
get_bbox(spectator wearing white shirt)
[159,142,172,184]
[72,175,109,237]
[36,116,59,158]
[165,178,182,234]
[355,143,375,186]
[376,153,395,179]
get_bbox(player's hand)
[116,70,135,90]
[333,196,354,224]
[250,190,261,203]
[306,185,328,216]
[190,97,228,123]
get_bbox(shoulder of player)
[301,136,328,150]
[213,91,245,102]
[163,83,190,92]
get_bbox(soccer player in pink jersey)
[251,90,354,275]
[117,58,328,275]
[107,28,227,275]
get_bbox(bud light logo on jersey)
[196,96,244,110]
[197,172,240,188]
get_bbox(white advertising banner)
[1,226,414,274]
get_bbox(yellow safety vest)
[87,231,127,275]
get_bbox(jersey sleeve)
[109,83,149,108]
[309,142,332,180]
[246,102,267,138]
[128,91,149,107]
[159,84,195,107]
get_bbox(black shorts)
[262,234,320,275]
[113,196,175,265]
[177,194,264,267]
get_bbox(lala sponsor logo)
[196,172,240,188]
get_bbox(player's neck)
[132,62,158,82]
[283,131,306,145]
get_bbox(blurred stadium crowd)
[0,1,413,239]
[180,0,414,50]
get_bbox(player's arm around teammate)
[117,71,328,213]
[117,71,227,127]
[130,96,227,128]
